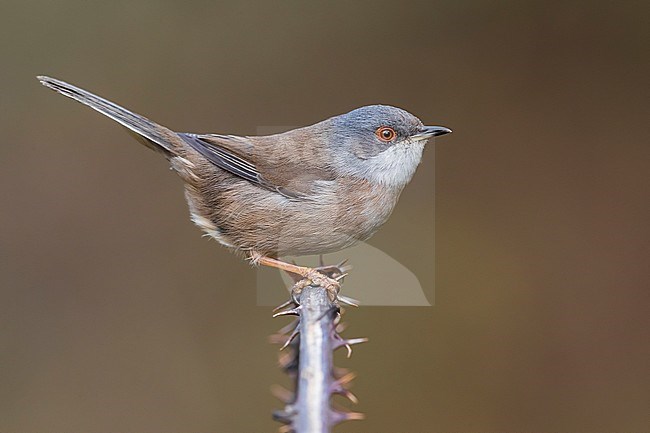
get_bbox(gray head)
[327,105,451,188]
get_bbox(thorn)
[343,337,368,357]
[273,307,302,318]
[276,319,299,336]
[280,328,299,351]
[333,332,368,357]
[334,371,357,387]
[273,298,295,312]
[272,408,295,424]
[346,337,370,346]
[269,334,287,345]
[337,294,360,307]
[340,389,359,404]
[331,385,359,404]
[336,258,353,274]
[332,311,344,328]
[271,385,295,404]
[339,266,353,275]
[277,351,298,371]
[333,366,350,379]
[343,411,365,421]
[334,272,348,282]
[330,409,365,424]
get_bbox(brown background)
[1,1,648,432]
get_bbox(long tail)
[38,76,179,158]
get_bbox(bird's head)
[328,105,451,188]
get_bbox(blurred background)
[1,1,648,432]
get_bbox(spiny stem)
[272,270,366,432]
[294,285,335,433]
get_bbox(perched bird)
[38,76,451,297]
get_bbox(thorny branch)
[271,273,367,433]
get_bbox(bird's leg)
[250,253,343,301]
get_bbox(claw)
[289,279,312,305]
[301,270,341,303]
[327,286,340,303]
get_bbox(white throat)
[359,141,426,188]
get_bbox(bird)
[38,76,451,298]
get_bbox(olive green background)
[1,1,648,432]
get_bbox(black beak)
[411,125,452,141]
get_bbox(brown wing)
[179,132,336,199]
[180,133,263,185]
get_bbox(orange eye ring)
[376,126,397,142]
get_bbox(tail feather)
[38,76,178,157]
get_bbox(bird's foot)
[249,253,353,304]
[284,257,351,283]
[291,269,344,302]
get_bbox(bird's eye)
[376,126,396,142]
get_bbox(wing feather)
[179,133,307,199]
